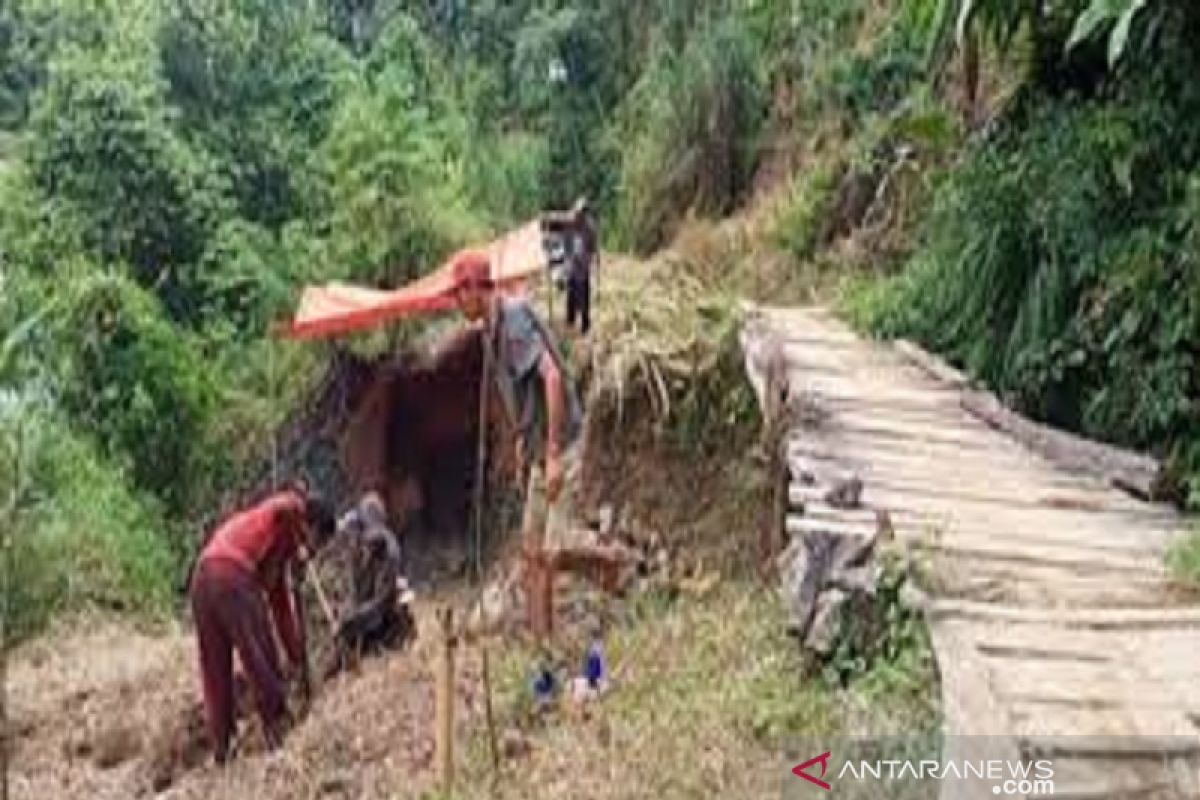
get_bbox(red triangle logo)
[792,751,832,790]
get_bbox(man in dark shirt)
[542,197,598,335]
[333,492,414,661]
[450,249,583,637]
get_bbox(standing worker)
[542,197,598,335]
[449,249,583,638]
[189,486,336,764]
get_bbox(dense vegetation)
[3,0,1198,639]
[859,1,1200,505]
[0,0,780,640]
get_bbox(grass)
[453,575,938,800]
[1167,525,1200,590]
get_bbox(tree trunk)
[962,28,981,127]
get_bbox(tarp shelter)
[283,220,546,339]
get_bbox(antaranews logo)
[790,752,1056,796]
[791,752,832,791]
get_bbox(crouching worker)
[331,492,415,670]
[189,486,335,764]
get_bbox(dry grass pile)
[584,254,743,424]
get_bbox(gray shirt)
[492,297,582,460]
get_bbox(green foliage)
[1167,525,1200,590]
[867,11,1200,500]
[819,550,933,703]
[1067,0,1152,68]
[771,163,840,261]
[924,0,1034,70]
[615,16,765,252]
[321,72,483,285]
[27,45,229,317]
[666,302,760,457]
[51,269,219,515]
[158,0,354,228]
[1,402,174,642]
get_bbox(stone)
[92,724,141,769]
[502,730,533,760]
[824,472,863,509]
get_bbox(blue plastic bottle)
[532,663,557,705]
[584,636,605,688]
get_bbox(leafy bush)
[27,46,229,318]
[770,163,841,261]
[866,30,1200,501]
[615,16,765,253]
[51,268,218,516]
[321,70,484,286]
[1167,526,1200,590]
[1,401,174,642]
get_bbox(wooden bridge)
[744,306,1200,799]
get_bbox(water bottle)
[584,636,606,689]
[532,661,557,708]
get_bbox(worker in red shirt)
[189,486,336,764]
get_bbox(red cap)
[449,249,494,290]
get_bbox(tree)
[27,47,228,319]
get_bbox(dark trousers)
[566,275,591,334]
[190,557,287,763]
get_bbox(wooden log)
[890,337,1166,500]
[960,389,1164,501]
[893,338,970,387]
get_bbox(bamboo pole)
[471,315,502,776]
[435,607,457,791]
[304,559,339,635]
[1,420,21,800]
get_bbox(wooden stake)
[304,559,339,634]
[480,643,500,775]
[1,421,21,800]
[435,607,457,791]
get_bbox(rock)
[805,588,848,655]
[501,730,532,761]
[780,525,880,645]
[92,724,141,769]
[319,773,355,797]
[824,472,863,509]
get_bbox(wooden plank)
[784,515,876,539]
[795,501,1174,558]
[920,539,1162,575]
[786,480,1179,534]
[893,338,971,387]
[961,389,1164,500]
[787,478,1126,514]
[748,309,1200,796]
[926,599,1200,629]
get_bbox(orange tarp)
[284,220,546,339]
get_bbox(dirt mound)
[7,599,484,800]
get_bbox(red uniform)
[190,490,307,762]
